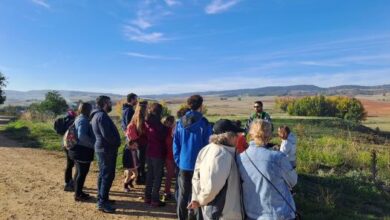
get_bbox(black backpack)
[54,115,75,135]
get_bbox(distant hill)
[3,84,390,106]
[3,90,124,106]
[144,84,390,99]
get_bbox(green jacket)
[245,112,272,133]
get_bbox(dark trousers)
[177,170,203,220]
[96,150,118,206]
[74,161,91,197]
[138,146,147,181]
[145,157,164,202]
[64,149,76,184]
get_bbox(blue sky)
[1,0,390,95]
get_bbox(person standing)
[237,119,297,220]
[121,93,138,131]
[163,115,176,201]
[68,102,95,202]
[144,103,168,207]
[124,101,148,191]
[55,109,77,192]
[91,96,121,213]
[244,101,272,133]
[278,125,297,169]
[188,119,244,220]
[173,95,212,220]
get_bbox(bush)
[287,96,367,122]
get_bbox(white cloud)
[205,0,240,14]
[123,25,165,43]
[164,0,180,7]
[125,52,181,60]
[31,0,50,9]
[131,18,152,30]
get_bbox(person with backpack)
[173,95,212,220]
[237,119,298,220]
[244,101,272,133]
[143,103,168,207]
[188,119,244,220]
[91,96,121,213]
[68,102,95,202]
[54,109,77,192]
[124,101,148,192]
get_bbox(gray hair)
[209,132,237,147]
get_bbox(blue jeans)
[96,149,118,206]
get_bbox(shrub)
[287,96,367,122]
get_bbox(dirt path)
[0,133,176,220]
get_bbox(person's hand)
[187,201,200,209]
[128,142,138,149]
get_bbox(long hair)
[147,102,163,122]
[130,101,148,135]
[249,119,272,146]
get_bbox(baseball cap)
[213,119,244,135]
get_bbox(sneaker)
[75,192,91,202]
[151,200,166,207]
[97,203,116,214]
[129,179,134,188]
[64,183,74,192]
[164,193,172,201]
[123,183,130,193]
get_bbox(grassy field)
[1,116,390,219]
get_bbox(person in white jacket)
[188,119,244,220]
[278,125,297,168]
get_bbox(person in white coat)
[278,125,297,168]
[188,119,244,220]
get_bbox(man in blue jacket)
[121,93,137,131]
[91,96,121,213]
[173,95,212,220]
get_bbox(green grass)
[1,118,390,219]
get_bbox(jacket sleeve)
[99,114,121,148]
[77,118,94,148]
[280,140,291,156]
[202,121,212,147]
[192,150,232,206]
[173,122,181,166]
[244,116,253,134]
[280,155,297,188]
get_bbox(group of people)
[59,93,298,220]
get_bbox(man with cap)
[187,119,244,220]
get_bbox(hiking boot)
[97,203,116,214]
[151,200,166,207]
